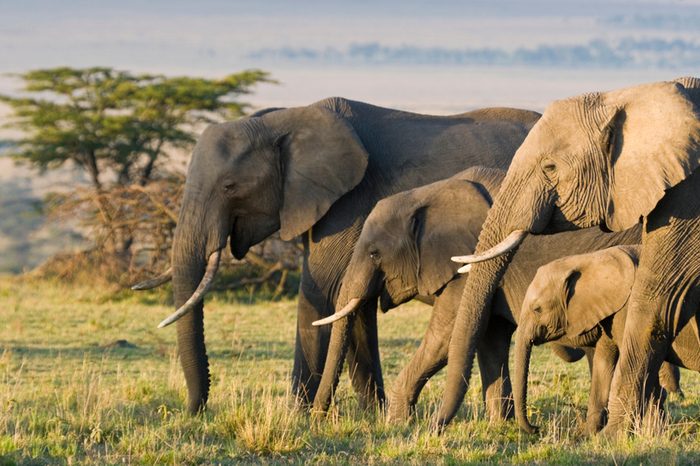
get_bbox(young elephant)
[514,245,683,434]
[313,167,641,420]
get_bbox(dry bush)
[31,176,302,292]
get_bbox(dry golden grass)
[1,277,700,464]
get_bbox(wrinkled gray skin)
[315,167,641,420]
[514,245,682,435]
[436,77,700,435]
[166,97,541,413]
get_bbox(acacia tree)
[0,67,276,278]
[1,67,271,188]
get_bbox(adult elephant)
[134,97,541,414]
[435,77,700,435]
[312,167,640,420]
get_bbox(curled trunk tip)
[514,329,539,434]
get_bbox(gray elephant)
[514,245,682,434]
[132,98,541,413]
[436,77,700,435]
[313,167,641,420]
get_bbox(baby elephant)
[514,245,683,434]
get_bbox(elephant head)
[513,245,638,433]
[135,105,370,413]
[322,167,502,321]
[437,78,700,427]
[310,167,504,411]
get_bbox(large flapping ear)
[604,81,700,231]
[564,246,639,336]
[264,106,369,240]
[413,178,494,295]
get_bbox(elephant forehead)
[196,122,256,158]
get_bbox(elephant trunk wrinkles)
[313,254,376,412]
[171,199,220,414]
[514,320,538,433]
[436,181,532,428]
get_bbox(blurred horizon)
[1,0,699,272]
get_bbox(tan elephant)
[312,167,640,421]
[435,77,700,435]
[513,245,683,434]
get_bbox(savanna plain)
[3,278,700,465]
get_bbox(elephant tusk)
[312,298,362,326]
[157,250,222,329]
[131,267,172,290]
[451,230,528,265]
[457,263,472,274]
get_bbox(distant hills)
[249,37,700,69]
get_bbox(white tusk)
[451,230,528,264]
[131,267,172,290]
[312,298,362,326]
[457,264,472,274]
[157,250,222,329]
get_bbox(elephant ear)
[564,246,639,336]
[604,81,700,231]
[413,179,494,296]
[267,106,369,240]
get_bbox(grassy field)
[2,278,700,465]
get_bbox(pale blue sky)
[1,0,699,111]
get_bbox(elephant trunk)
[513,320,538,433]
[312,254,377,412]
[170,193,228,414]
[435,171,544,429]
[172,248,210,414]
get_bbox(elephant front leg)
[603,297,669,436]
[476,317,516,422]
[292,283,332,406]
[346,300,385,410]
[585,337,618,434]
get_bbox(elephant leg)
[477,317,516,422]
[388,296,455,421]
[292,279,332,406]
[585,337,618,434]
[658,362,683,398]
[603,290,670,434]
[346,300,385,410]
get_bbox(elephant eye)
[540,159,558,184]
[224,183,236,193]
[369,250,381,262]
[531,305,542,314]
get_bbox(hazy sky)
[1,0,699,112]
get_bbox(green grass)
[2,278,700,464]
